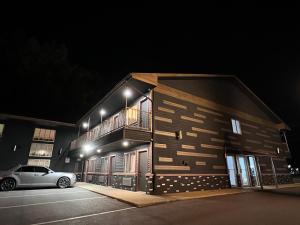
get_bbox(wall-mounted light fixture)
[122,140,129,147]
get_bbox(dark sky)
[0,9,299,166]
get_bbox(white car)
[0,165,76,191]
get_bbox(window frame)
[124,151,136,173]
[231,118,242,135]
[32,128,56,142]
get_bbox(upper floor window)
[33,128,56,142]
[231,119,242,135]
[0,124,4,137]
[29,143,54,157]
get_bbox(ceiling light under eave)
[122,140,129,147]
[123,88,132,98]
[83,144,94,153]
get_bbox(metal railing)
[70,108,151,150]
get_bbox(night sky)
[0,9,299,166]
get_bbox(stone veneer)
[152,175,230,194]
[111,175,137,191]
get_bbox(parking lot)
[1,186,300,225]
[0,187,135,225]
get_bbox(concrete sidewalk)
[262,183,300,196]
[75,182,250,207]
[263,183,300,190]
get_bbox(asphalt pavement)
[0,186,299,225]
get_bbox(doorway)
[237,155,250,187]
[226,155,238,187]
[138,151,147,191]
[226,154,260,188]
[108,156,116,186]
[140,99,149,129]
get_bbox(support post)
[271,157,279,189]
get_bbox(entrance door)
[226,155,238,187]
[237,155,250,186]
[140,99,149,129]
[247,156,260,187]
[138,151,147,191]
[108,156,116,186]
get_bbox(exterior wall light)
[123,88,132,98]
[100,109,106,123]
[122,140,129,147]
[100,109,106,116]
[79,154,84,158]
[97,149,102,153]
[83,144,93,153]
[82,122,89,129]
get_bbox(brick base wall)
[152,175,230,194]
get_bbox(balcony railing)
[70,108,151,150]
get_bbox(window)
[100,157,108,173]
[88,159,96,172]
[29,143,54,157]
[0,124,4,137]
[231,119,242,135]
[34,166,49,173]
[27,159,51,167]
[127,105,138,125]
[124,152,136,173]
[16,166,35,172]
[33,128,56,142]
[113,115,119,130]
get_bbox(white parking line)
[30,207,137,225]
[0,196,106,209]
[0,190,90,199]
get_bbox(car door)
[33,167,58,186]
[14,166,36,186]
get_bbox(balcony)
[70,108,152,150]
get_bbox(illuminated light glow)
[82,122,89,129]
[83,144,93,153]
[288,164,291,169]
[123,88,132,98]
[97,149,102,153]
[122,140,129,147]
[99,109,106,116]
[79,154,84,158]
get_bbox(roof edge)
[0,113,76,128]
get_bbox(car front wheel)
[0,178,16,191]
[57,177,70,188]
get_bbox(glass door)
[226,155,238,187]
[248,156,260,187]
[237,155,250,186]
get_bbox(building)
[69,73,292,194]
[0,114,77,172]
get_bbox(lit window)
[27,159,51,167]
[33,128,56,142]
[231,119,242,135]
[126,105,138,125]
[124,152,136,173]
[29,143,54,157]
[0,124,4,137]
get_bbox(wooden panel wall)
[153,89,289,176]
